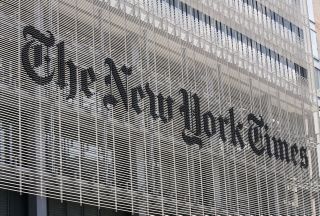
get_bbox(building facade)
[309,0,320,98]
[311,0,320,55]
[0,0,319,215]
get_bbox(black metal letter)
[272,137,290,163]
[291,144,299,166]
[57,42,66,89]
[203,111,216,137]
[247,113,265,156]
[145,83,158,119]
[180,89,202,148]
[81,67,97,98]
[21,25,55,85]
[104,58,130,110]
[300,147,308,169]
[131,85,145,114]
[229,108,245,148]
[66,60,77,100]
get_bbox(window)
[169,0,307,79]
[311,29,319,59]
[0,190,28,216]
[48,199,133,216]
[315,68,320,89]
[307,0,315,21]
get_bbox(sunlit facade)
[0,0,319,215]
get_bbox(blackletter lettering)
[218,115,229,143]
[121,65,132,76]
[157,94,174,123]
[145,83,158,119]
[248,113,265,156]
[21,25,55,85]
[192,94,201,136]
[81,67,96,98]
[180,89,190,130]
[158,94,166,121]
[166,96,174,121]
[291,144,299,166]
[66,60,77,100]
[273,138,290,163]
[203,111,216,137]
[104,58,130,110]
[57,42,66,89]
[34,44,42,67]
[264,125,273,158]
[23,25,55,47]
[300,147,308,169]
[19,26,311,170]
[180,88,202,148]
[131,85,145,114]
[229,108,245,148]
[144,84,174,122]
[182,131,202,148]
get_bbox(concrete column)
[28,195,47,216]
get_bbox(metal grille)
[0,0,318,215]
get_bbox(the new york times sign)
[21,25,309,169]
